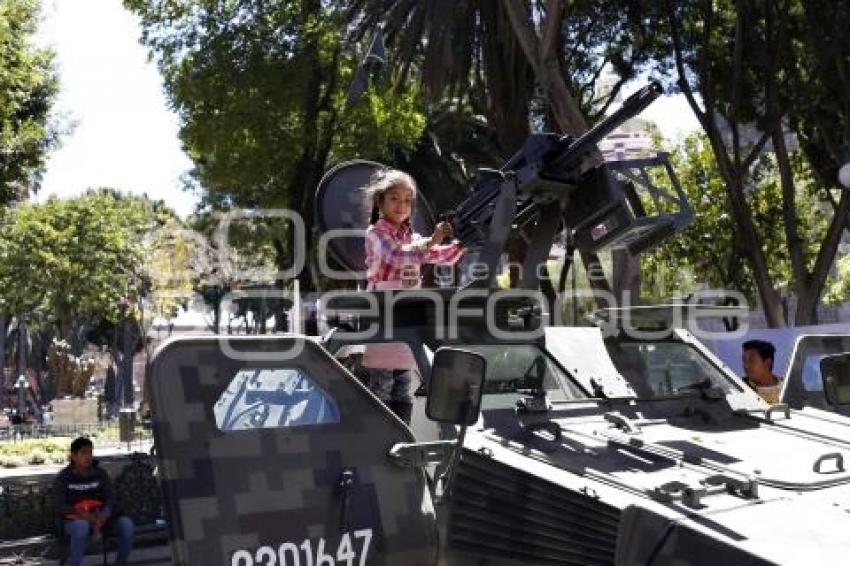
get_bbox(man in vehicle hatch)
[742,339,782,404]
[53,437,134,566]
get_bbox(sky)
[35,0,197,218]
[33,1,701,220]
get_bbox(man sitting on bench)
[53,437,134,566]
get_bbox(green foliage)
[0,0,59,204]
[783,2,850,191]
[334,81,426,162]
[638,0,850,324]
[642,133,830,302]
[143,217,205,323]
[126,0,424,204]
[0,437,68,466]
[354,1,665,150]
[825,256,850,306]
[0,189,178,337]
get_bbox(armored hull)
[427,326,850,565]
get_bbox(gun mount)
[449,81,692,289]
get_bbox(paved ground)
[0,542,171,565]
[54,543,171,565]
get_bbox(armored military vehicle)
[148,83,850,565]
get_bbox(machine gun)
[446,82,693,289]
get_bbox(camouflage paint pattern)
[149,336,438,565]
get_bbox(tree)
[0,0,58,380]
[790,2,850,193]
[0,189,186,405]
[0,190,166,348]
[654,0,850,325]
[0,0,59,205]
[643,133,828,314]
[353,0,664,150]
[125,0,426,291]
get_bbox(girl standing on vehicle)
[361,168,463,424]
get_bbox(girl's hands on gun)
[430,221,453,246]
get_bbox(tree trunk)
[59,316,71,344]
[213,300,221,334]
[714,145,787,327]
[69,318,90,356]
[31,329,51,406]
[289,0,339,294]
[15,317,27,378]
[668,3,786,327]
[795,189,850,325]
[117,317,139,408]
[770,118,814,325]
[760,1,812,326]
[501,0,588,136]
[0,313,6,395]
[480,2,532,154]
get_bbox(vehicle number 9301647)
[231,530,374,566]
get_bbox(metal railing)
[0,421,152,447]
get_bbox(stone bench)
[0,452,167,559]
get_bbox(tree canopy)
[122,0,850,325]
[644,0,850,325]
[0,189,176,344]
[0,0,58,205]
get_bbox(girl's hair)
[363,168,417,224]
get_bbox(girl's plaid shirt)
[365,218,463,288]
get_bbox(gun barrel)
[448,82,663,247]
[548,81,663,173]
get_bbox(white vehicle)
[707,324,850,416]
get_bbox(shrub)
[50,452,67,464]
[27,450,47,465]
[0,438,70,467]
[0,455,27,468]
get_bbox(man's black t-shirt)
[53,464,115,518]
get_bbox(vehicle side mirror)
[426,348,486,425]
[820,353,850,405]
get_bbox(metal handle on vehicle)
[813,453,845,474]
[652,480,705,508]
[765,403,790,422]
[701,474,759,499]
[388,440,455,467]
[604,412,639,434]
[339,468,355,531]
